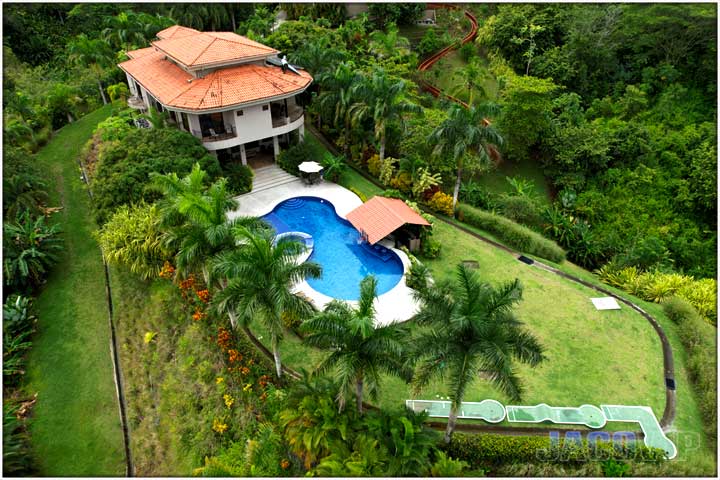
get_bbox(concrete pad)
[229,172,421,325]
[591,297,621,310]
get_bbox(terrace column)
[240,144,247,166]
[299,124,305,141]
[273,135,280,160]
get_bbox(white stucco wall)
[234,103,273,143]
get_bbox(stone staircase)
[251,165,299,193]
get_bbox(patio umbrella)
[298,161,323,173]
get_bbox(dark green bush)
[497,194,544,230]
[381,188,406,200]
[442,433,665,468]
[663,297,717,445]
[222,162,254,196]
[90,127,221,224]
[277,140,323,176]
[661,296,697,324]
[456,203,566,263]
[460,181,496,210]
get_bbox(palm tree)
[368,22,410,59]
[211,227,322,378]
[320,153,346,182]
[301,276,412,414]
[350,68,422,164]
[412,264,545,443]
[451,59,489,106]
[151,163,261,285]
[291,39,346,81]
[102,11,172,51]
[66,34,113,104]
[431,103,504,210]
[317,62,362,159]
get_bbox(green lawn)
[428,50,499,103]
[23,104,126,476]
[250,163,713,469]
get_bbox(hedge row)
[442,433,665,468]
[455,203,566,263]
[662,297,717,445]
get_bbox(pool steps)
[251,166,299,193]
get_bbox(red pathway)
[417,4,479,108]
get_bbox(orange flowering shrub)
[280,459,290,469]
[159,261,175,279]
[228,349,243,363]
[192,308,206,321]
[195,289,210,303]
[216,327,232,351]
[179,274,195,290]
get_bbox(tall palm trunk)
[378,130,386,164]
[356,375,364,415]
[272,335,283,378]
[452,165,463,211]
[444,407,458,443]
[97,78,108,105]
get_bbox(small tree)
[107,82,129,103]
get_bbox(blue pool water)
[262,197,404,300]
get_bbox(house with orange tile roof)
[119,25,313,165]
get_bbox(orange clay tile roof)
[152,30,278,69]
[346,196,431,245]
[125,47,156,59]
[118,50,313,111]
[156,25,201,40]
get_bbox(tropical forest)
[2,2,717,478]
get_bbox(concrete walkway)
[229,166,421,325]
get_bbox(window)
[262,105,269,111]
[236,110,243,116]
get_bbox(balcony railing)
[192,125,237,142]
[271,106,304,128]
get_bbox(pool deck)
[229,171,421,326]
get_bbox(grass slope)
[23,105,125,476]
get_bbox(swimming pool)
[262,197,404,300]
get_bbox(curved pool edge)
[230,181,419,325]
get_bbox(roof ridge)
[382,197,408,225]
[197,71,221,108]
[252,64,285,94]
[207,32,276,51]
[188,34,216,66]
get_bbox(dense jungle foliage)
[2,2,716,477]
